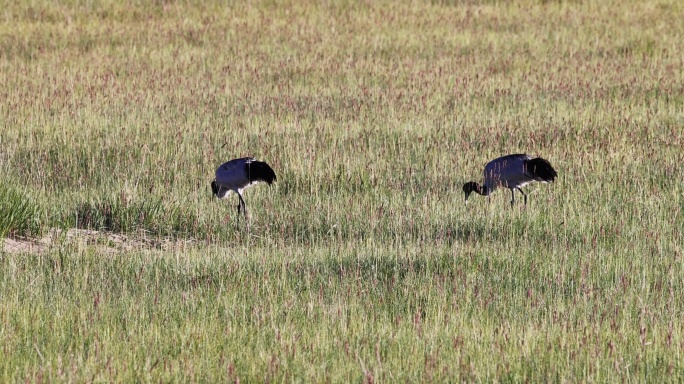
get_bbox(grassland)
[1,0,683,381]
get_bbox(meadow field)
[1,0,683,381]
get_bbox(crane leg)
[510,189,515,207]
[516,187,527,205]
[238,193,247,218]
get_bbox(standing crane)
[210,157,277,218]
[463,154,557,206]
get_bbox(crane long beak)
[464,191,471,205]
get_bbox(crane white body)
[211,157,277,217]
[464,154,557,206]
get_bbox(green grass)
[1,0,684,381]
[0,184,41,238]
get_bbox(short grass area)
[1,0,683,381]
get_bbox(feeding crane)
[463,154,557,206]
[210,157,277,217]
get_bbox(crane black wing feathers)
[245,160,277,185]
[526,157,557,182]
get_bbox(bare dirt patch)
[3,228,197,255]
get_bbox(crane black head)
[463,182,487,204]
[210,180,219,196]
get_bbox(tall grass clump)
[73,195,212,238]
[0,183,41,238]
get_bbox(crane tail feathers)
[528,158,557,183]
[247,161,277,185]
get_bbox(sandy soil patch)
[3,228,197,254]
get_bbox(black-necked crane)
[463,154,557,206]
[210,157,277,217]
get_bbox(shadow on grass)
[263,213,583,249]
